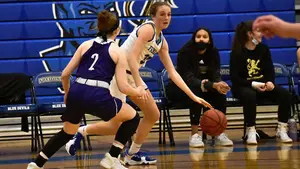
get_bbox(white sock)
[112,141,125,149]
[78,125,88,137]
[128,142,142,155]
[39,151,49,160]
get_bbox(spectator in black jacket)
[230,21,292,145]
[167,28,233,147]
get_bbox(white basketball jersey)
[121,20,164,68]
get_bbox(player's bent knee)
[121,103,138,120]
[144,110,160,123]
[121,112,140,133]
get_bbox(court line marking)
[0,144,299,165]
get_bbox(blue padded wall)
[0,0,296,103]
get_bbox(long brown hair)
[232,20,253,54]
[97,10,119,41]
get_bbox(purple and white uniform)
[61,38,122,123]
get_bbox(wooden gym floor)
[0,128,299,169]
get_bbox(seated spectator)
[167,28,233,147]
[230,20,292,145]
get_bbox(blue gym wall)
[0,0,296,103]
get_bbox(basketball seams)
[215,109,227,129]
[215,109,221,123]
[215,109,222,135]
[202,114,219,124]
[221,113,227,129]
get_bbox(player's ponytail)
[232,21,253,54]
[97,10,119,41]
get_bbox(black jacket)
[230,43,275,88]
[177,46,222,91]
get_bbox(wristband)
[251,81,265,88]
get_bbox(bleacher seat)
[290,63,300,126]
[0,11,295,41]
[0,0,294,21]
[228,11,295,30]
[0,76,39,152]
[291,63,300,94]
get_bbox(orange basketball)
[200,109,227,136]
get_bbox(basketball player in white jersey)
[66,2,212,165]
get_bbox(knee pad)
[42,129,74,158]
[115,113,140,145]
[130,112,140,129]
[55,129,74,143]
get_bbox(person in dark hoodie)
[230,20,292,145]
[167,28,233,147]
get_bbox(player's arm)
[127,24,154,88]
[158,39,212,108]
[111,44,143,97]
[287,23,300,39]
[61,42,86,94]
[158,39,195,99]
[254,15,300,39]
[297,48,300,66]
[274,22,300,39]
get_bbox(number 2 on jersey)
[88,53,99,71]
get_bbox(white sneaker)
[276,122,293,143]
[100,153,127,169]
[27,162,43,169]
[124,151,157,165]
[189,133,204,148]
[215,133,233,146]
[246,126,258,145]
